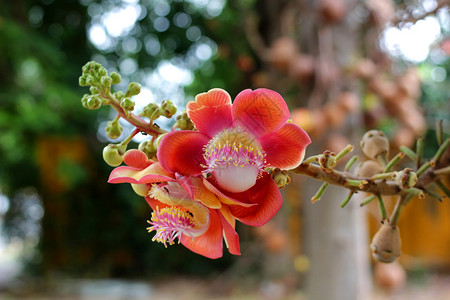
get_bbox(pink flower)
[157,88,311,226]
[108,149,240,259]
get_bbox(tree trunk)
[303,181,372,300]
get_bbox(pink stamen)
[202,127,267,175]
[147,206,196,247]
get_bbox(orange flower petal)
[218,209,240,255]
[108,164,174,184]
[157,131,209,176]
[123,149,154,169]
[187,88,233,137]
[229,174,282,226]
[232,89,289,138]
[181,209,224,259]
[259,123,311,169]
[202,178,256,207]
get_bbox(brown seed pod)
[366,0,395,25]
[353,59,377,79]
[289,54,315,82]
[319,0,347,23]
[374,261,406,291]
[371,223,401,263]
[336,92,360,113]
[324,134,350,153]
[291,108,314,134]
[392,127,415,149]
[369,77,398,102]
[323,103,347,128]
[356,160,384,178]
[360,130,389,160]
[267,37,298,71]
[397,67,421,99]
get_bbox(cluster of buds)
[173,111,195,130]
[138,133,167,159]
[140,100,177,121]
[78,61,191,168]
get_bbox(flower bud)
[82,61,99,75]
[394,168,417,189]
[154,133,168,149]
[356,160,383,178]
[86,75,96,86]
[360,130,389,160]
[79,75,88,86]
[173,111,194,130]
[102,144,125,167]
[110,72,121,84]
[370,223,401,263]
[81,94,90,108]
[105,119,123,139]
[127,82,141,96]
[271,168,291,188]
[86,95,102,110]
[97,65,107,77]
[160,100,177,118]
[138,140,157,158]
[142,103,161,120]
[120,97,135,111]
[100,75,112,87]
[319,150,337,171]
[114,91,125,101]
[89,86,100,95]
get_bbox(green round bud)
[81,94,90,108]
[98,66,107,77]
[79,75,88,86]
[114,91,125,101]
[127,82,141,96]
[160,100,177,118]
[105,119,123,139]
[120,97,135,111]
[102,144,125,167]
[110,72,121,84]
[142,103,161,120]
[100,76,112,87]
[86,75,96,86]
[86,95,102,110]
[154,133,168,149]
[173,119,194,130]
[90,86,100,94]
[138,140,157,158]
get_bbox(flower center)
[203,127,267,193]
[147,206,196,247]
[147,183,210,246]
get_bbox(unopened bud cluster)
[138,133,167,159]
[141,101,177,120]
[105,119,123,139]
[271,168,291,188]
[173,111,194,130]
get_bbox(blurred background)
[0,0,449,299]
